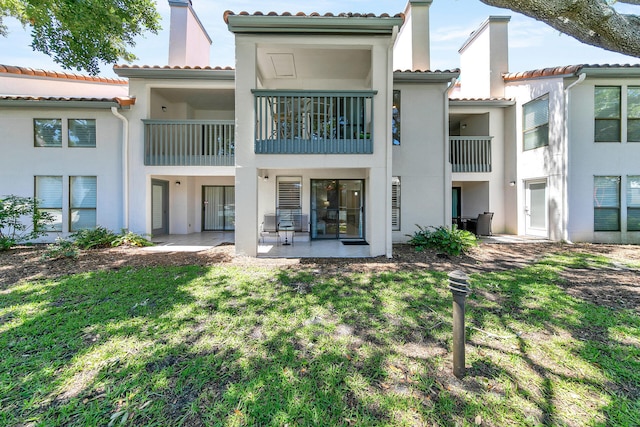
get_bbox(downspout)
[111,106,129,231]
[386,24,400,258]
[443,77,457,225]
[562,73,586,243]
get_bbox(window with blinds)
[34,119,62,147]
[595,86,621,142]
[70,176,97,231]
[68,119,96,147]
[277,176,302,222]
[35,176,63,231]
[627,87,640,142]
[392,176,400,231]
[627,176,640,231]
[593,176,620,231]
[523,95,549,151]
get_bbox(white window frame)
[68,119,96,148]
[34,119,62,147]
[627,175,640,232]
[523,94,549,151]
[70,176,97,231]
[35,176,63,231]
[593,176,621,232]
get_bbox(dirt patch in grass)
[1,242,638,313]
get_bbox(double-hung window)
[627,87,640,142]
[628,176,640,231]
[35,176,63,231]
[70,176,97,231]
[523,95,549,150]
[593,176,621,231]
[277,176,302,228]
[392,177,401,230]
[594,87,622,142]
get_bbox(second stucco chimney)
[393,0,432,71]
[458,16,510,98]
[168,0,212,66]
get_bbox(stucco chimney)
[458,16,510,98]
[393,0,432,71]
[168,0,212,66]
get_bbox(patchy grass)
[0,253,638,426]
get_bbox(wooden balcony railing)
[143,120,234,166]
[253,90,376,154]
[450,136,492,173]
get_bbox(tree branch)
[480,0,640,58]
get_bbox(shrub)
[41,238,79,260]
[112,230,154,247]
[0,195,54,250]
[407,224,477,256]
[70,226,117,249]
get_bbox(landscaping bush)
[0,195,53,250]
[41,237,79,260]
[111,230,154,247]
[407,224,477,256]
[70,226,117,249]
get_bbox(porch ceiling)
[257,46,371,82]
[153,88,235,110]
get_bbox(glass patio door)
[203,186,235,231]
[311,179,363,239]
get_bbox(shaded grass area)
[0,253,638,426]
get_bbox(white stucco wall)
[0,106,124,241]
[566,78,640,244]
[392,82,449,241]
[0,74,128,98]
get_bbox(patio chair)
[259,214,280,245]
[475,213,493,236]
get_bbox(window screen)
[34,119,62,147]
[69,119,96,147]
[593,176,620,231]
[392,177,401,230]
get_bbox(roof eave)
[449,99,515,107]
[226,15,404,35]
[0,99,132,109]
[113,67,236,80]
[580,67,640,78]
[393,71,460,83]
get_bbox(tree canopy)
[481,0,640,58]
[1,0,639,75]
[0,0,161,75]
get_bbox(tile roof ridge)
[0,64,127,84]
[113,64,235,71]
[223,10,404,24]
[503,63,640,81]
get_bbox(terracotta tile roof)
[113,65,235,71]
[395,69,460,74]
[223,10,405,24]
[451,97,513,102]
[503,64,640,81]
[0,64,127,84]
[0,95,135,106]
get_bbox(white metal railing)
[143,120,234,166]
[253,90,376,154]
[450,136,492,173]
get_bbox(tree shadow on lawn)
[466,254,640,426]
[2,257,638,426]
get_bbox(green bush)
[41,238,79,260]
[70,226,117,249]
[407,224,477,256]
[112,230,154,247]
[0,195,54,250]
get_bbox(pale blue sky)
[1,0,639,78]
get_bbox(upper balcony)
[253,90,375,154]
[450,136,492,173]
[144,120,234,166]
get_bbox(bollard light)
[448,270,471,379]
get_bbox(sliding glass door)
[203,186,235,231]
[311,179,363,239]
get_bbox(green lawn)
[1,253,638,426]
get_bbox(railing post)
[448,270,471,379]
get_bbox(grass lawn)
[1,251,639,426]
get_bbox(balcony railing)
[143,120,234,166]
[450,136,492,173]
[253,90,376,154]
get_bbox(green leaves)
[407,224,478,256]
[1,0,161,74]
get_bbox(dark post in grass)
[448,270,471,379]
